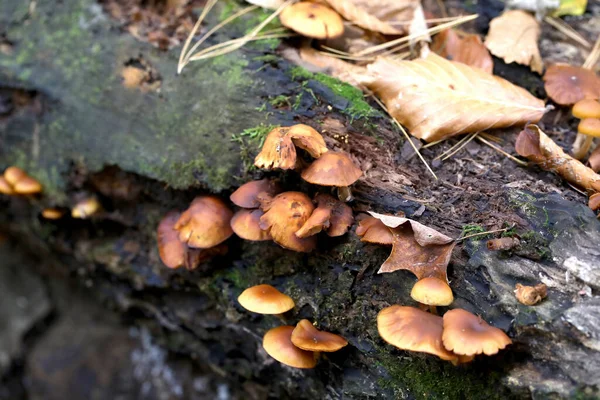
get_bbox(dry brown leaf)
[485,10,543,74]
[298,47,369,88]
[431,29,493,74]
[515,125,600,193]
[365,53,547,142]
[367,212,455,281]
[324,0,418,35]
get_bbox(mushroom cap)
[318,193,353,237]
[13,176,42,195]
[377,305,458,361]
[238,284,295,314]
[279,2,344,40]
[41,208,65,220]
[411,277,454,306]
[0,177,14,195]
[578,118,600,137]
[71,198,101,219]
[157,211,187,269]
[355,216,394,245]
[442,309,512,356]
[573,99,600,119]
[295,205,331,238]
[175,196,234,249]
[3,166,27,186]
[291,319,348,352]
[259,192,317,252]
[254,125,327,170]
[301,152,362,187]
[231,209,272,241]
[543,64,600,106]
[590,193,600,211]
[288,124,328,158]
[230,179,281,208]
[263,326,318,369]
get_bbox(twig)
[476,135,528,166]
[455,224,515,242]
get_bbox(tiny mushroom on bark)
[2,166,42,195]
[238,284,295,314]
[254,125,327,170]
[263,326,318,369]
[230,179,281,209]
[41,208,65,220]
[291,319,348,352]
[355,215,394,245]
[301,152,362,202]
[231,209,272,241]
[411,277,454,307]
[442,309,512,356]
[71,197,102,219]
[175,196,233,249]
[0,177,14,195]
[515,283,547,306]
[259,191,317,252]
[574,116,600,160]
[295,193,353,238]
[279,2,344,40]
[158,211,191,269]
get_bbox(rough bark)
[1,1,600,399]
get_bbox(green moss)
[289,66,314,80]
[269,95,291,108]
[461,224,485,237]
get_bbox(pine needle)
[178,0,218,74]
[476,135,528,166]
[435,132,478,161]
[479,132,503,144]
[544,16,591,49]
[583,34,600,69]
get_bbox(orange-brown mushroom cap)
[71,197,102,219]
[442,309,512,356]
[259,192,317,252]
[291,319,348,352]
[157,211,187,269]
[578,118,600,137]
[572,99,600,119]
[287,124,328,158]
[543,64,600,106]
[41,208,65,220]
[231,209,272,241]
[238,284,295,314]
[254,125,327,170]
[230,179,281,209]
[263,326,318,369]
[411,277,454,306]
[301,152,362,187]
[0,177,14,195]
[377,305,458,361]
[279,2,344,40]
[295,204,331,238]
[3,166,26,186]
[295,193,352,238]
[355,216,394,245]
[175,196,233,249]
[3,166,42,195]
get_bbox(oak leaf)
[484,10,543,74]
[431,29,493,74]
[365,53,547,142]
[324,0,418,35]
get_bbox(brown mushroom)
[3,166,42,195]
[254,125,327,170]
[41,208,65,220]
[291,319,348,352]
[230,179,281,209]
[573,99,600,119]
[377,305,458,362]
[574,118,600,159]
[442,309,512,356]
[157,211,187,269]
[231,209,272,241]
[410,277,454,307]
[543,64,600,106]
[71,197,102,219]
[238,284,295,314]
[0,176,14,195]
[514,283,547,306]
[259,192,317,252]
[355,216,394,245]
[295,193,353,238]
[263,326,318,369]
[175,196,233,249]
[301,152,362,201]
[279,2,344,40]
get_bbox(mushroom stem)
[337,186,353,202]
[428,305,438,315]
[572,133,594,160]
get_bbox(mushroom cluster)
[0,166,42,196]
[238,284,348,368]
[378,306,511,364]
[157,196,232,270]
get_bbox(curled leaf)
[365,53,547,142]
[515,125,600,193]
[431,29,493,74]
[485,10,543,74]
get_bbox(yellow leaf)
[484,10,544,74]
[365,53,547,142]
[552,0,587,16]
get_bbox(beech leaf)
[484,10,543,74]
[365,53,547,142]
[431,29,493,74]
[324,0,418,35]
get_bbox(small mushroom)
[295,193,353,238]
[279,2,344,40]
[355,216,394,245]
[572,99,600,119]
[0,177,14,195]
[71,197,102,219]
[263,326,318,369]
[175,196,233,249]
[237,284,295,314]
[2,166,42,195]
[377,305,458,362]
[486,237,520,251]
[291,319,348,352]
[230,179,281,209]
[254,125,327,170]
[410,277,454,308]
[157,211,188,269]
[590,193,600,211]
[442,309,512,356]
[514,283,547,306]
[574,117,600,160]
[301,152,362,201]
[231,209,272,241]
[543,64,600,106]
[259,192,317,252]
[41,208,65,220]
